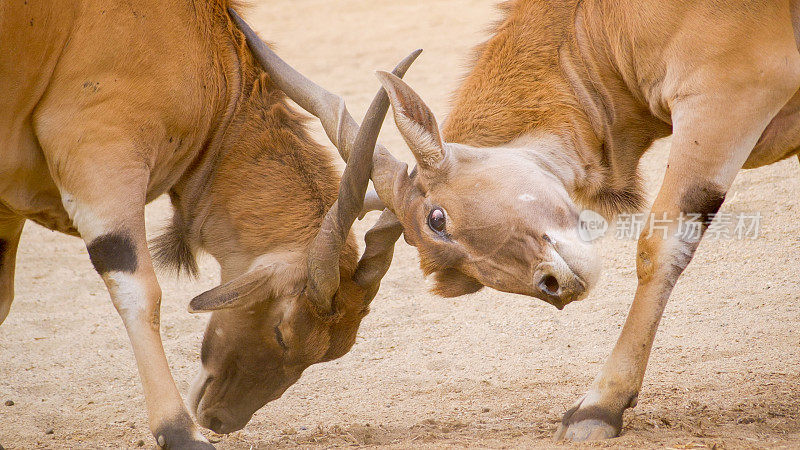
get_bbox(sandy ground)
[2,1,800,448]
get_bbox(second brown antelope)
[243,0,800,443]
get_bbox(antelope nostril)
[539,274,560,296]
[208,416,223,433]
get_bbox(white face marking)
[505,133,580,191]
[60,192,107,240]
[103,272,147,322]
[518,193,536,202]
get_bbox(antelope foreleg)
[53,160,213,449]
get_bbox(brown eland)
[1,1,418,446]
[245,0,800,442]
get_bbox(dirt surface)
[2,1,800,448]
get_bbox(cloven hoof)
[554,418,619,441]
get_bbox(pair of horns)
[229,9,415,314]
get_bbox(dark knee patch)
[87,233,138,274]
[679,181,726,226]
[0,239,7,271]
[563,404,623,432]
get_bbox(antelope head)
[238,12,601,309]
[188,10,417,434]
[374,72,602,306]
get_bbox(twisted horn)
[229,8,416,314]
[228,7,415,214]
[304,83,391,314]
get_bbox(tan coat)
[375,0,800,442]
[1,1,403,445]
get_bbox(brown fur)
[379,0,800,442]
[445,1,581,147]
[443,0,658,217]
[425,0,800,442]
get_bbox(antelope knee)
[637,231,701,285]
[635,234,661,283]
[87,232,161,327]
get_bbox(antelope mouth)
[191,378,250,434]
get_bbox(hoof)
[155,432,215,450]
[554,418,618,441]
[154,414,216,449]
[553,403,622,442]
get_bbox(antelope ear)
[189,265,278,313]
[375,71,447,171]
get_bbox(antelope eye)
[427,207,446,233]
[274,325,287,351]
